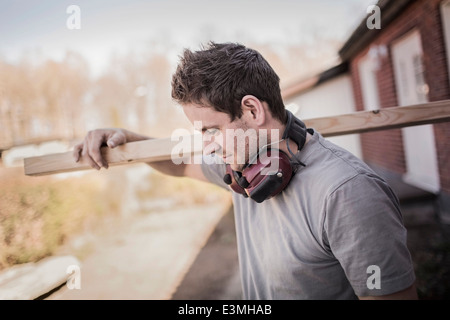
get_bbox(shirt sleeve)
[323,173,416,297]
[200,155,230,191]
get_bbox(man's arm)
[149,160,209,183]
[73,128,208,182]
[359,284,418,300]
[325,174,418,299]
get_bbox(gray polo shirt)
[201,130,416,300]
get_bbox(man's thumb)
[107,139,117,148]
[107,131,127,148]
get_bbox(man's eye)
[205,128,220,136]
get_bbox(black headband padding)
[282,110,307,152]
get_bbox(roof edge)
[339,0,416,61]
[282,62,349,100]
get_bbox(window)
[358,50,380,111]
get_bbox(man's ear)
[241,95,266,126]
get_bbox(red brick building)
[339,0,450,219]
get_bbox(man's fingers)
[73,129,126,169]
[73,141,100,169]
[88,135,109,169]
[90,148,109,169]
[81,140,101,170]
[73,143,83,162]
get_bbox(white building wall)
[285,74,362,159]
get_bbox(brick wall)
[349,0,450,194]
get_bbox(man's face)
[182,104,258,172]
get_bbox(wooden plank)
[24,135,202,176]
[24,100,450,176]
[306,100,450,137]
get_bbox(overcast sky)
[0,0,377,75]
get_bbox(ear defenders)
[223,110,308,203]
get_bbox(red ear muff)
[222,110,307,203]
[224,148,293,203]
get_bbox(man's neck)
[266,121,311,158]
[280,131,311,157]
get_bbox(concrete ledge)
[0,255,81,300]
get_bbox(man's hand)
[72,128,208,182]
[72,128,140,170]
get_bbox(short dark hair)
[171,42,286,123]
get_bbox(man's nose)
[203,141,222,156]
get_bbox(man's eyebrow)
[200,125,220,132]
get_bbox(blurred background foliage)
[0,167,109,269]
[0,164,229,271]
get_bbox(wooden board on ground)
[0,255,80,300]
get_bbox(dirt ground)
[46,202,231,300]
[171,205,242,300]
[402,202,450,300]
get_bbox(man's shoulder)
[299,134,382,195]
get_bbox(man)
[74,42,418,300]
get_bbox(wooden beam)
[24,100,450,176]
[306,100,450,137]
[24,135,203,176]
